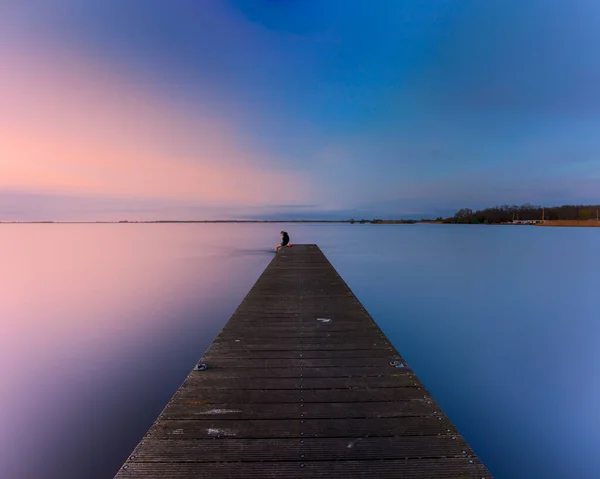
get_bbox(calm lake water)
[1,223,598,478]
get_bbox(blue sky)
[2,0,599,220]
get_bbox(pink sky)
[0,40,313,219]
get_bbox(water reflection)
[0,224,271,479]
[1,223,598,478]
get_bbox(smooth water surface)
[1,223,598,478]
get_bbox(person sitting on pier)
[275,231,290,253]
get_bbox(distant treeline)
[444,204,600,224]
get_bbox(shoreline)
[1,219,599,227]
[534,220,600,227]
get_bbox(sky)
[1,0,600,221]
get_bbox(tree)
[444,203,600,223]
[453,208,473,223]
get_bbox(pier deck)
[115,244,492,478]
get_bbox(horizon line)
[0,218,424,224]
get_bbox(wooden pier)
[115,245,492,478]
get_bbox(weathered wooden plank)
[147,417,454,439]
[226,311,370,319]
[218,326,378,335]
[116,459,490,478]
[208,340,394,351]
[248,285,351,294]
[203,349,396,359]
[162,400,436,420]
[193,357,406,369]
[130,436,474,462]
[235,298,365,311]
[173,386,428,404]
[181,375,418,390]
[173,366,413,378]
[223,316,345,323]
[216,331,384,339]
[113,245,492,479]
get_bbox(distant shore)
[1,219,599,227]
[535,220,600,227]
